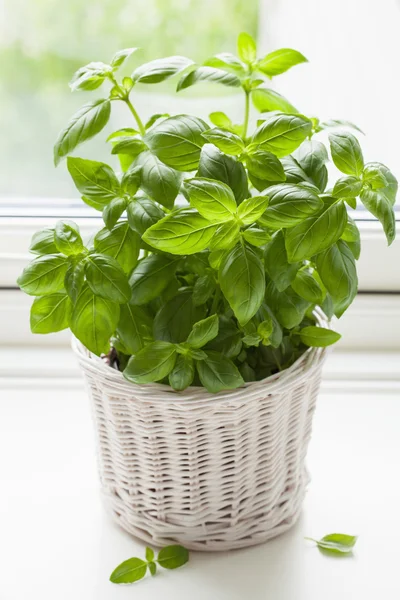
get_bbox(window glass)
[0,0,258,200]
[259,0,400,209]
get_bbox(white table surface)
[1,378,399,599]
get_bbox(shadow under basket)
[72,310,328,551]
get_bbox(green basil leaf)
[329,132,364,177]
[69,61,112,92]
[129,254,180,305]
[107,128,140,141]
[316,239,358,317]
[54,220,84,255]
[280,155,314,186]
[310,533,358,555]
[183,347,207,361]
[17,255,68,296]
[360,186,396,245]
[205,316,242,358]
[94,223,140,274]
[265,281,310,329]
[219,243,265,325]
[239,362,256,381]
[124,341,177,384]
[153,290,206,343]
[144,547,154,562]
[159,277,180,303]
[133,56,194,84]
[364,163,397,205]
[209,111,235,130]
[30,292,72,334]
[285,199,347,262]
[344,196,357,210]
[258,48,307,77]
[109,557,147,584]
[148,562,157,576]
[64,260,85,303]
[54,99,111,165]
[121,167,141,196]
[187,314,219,349]
[346,238,361,261]
[198,144,249,204]
[71,285,119,355]
[29,228,58,255]
[184,177,237,221]
[299,326,341,347]
[251,88,298,114]
[237,32,257,64]
[143,210,219,255]
[321,119,365,135]
[177,66,241,91]
[295,140,328,192]
[363,164,387,190]
[238,196,269,224]
[85,253,131,303]
[253,303,283,348]
[145,113,170,130]
[145,115,208,172]
[202,128,244,156]
[116,303,153,354]
[250,114,312,158]
[204,53,246,76]
[184,252,210,276]
[67,157,120,209]
[134,151,182,209]
[157,545,189,569]
[264,231,300,291]
[197,350,244,393]
[110,47,138,69]
[291,270,323,304]
[243,227,271,247]
[242,333,261,347]
[340,216,361,260]
[102,197,127,230]
[127,197,165,235]
[246,150,286,182]
[258,183,322,229]
[209,220,240,250]
[192,273,214,306]
[169,355,195,391]
[341,216,360,243]
[185,250,209,275]
[332,176,362,199]
[321,293,335,319]
[257,317,274,342]
[208,249,225,270]
[111,136,147,158]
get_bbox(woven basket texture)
[73,312,328,551]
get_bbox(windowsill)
[0,351,399,597]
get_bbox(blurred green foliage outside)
[0,0,258,199]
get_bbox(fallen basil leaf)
[109,557,147,584]
[306,533,357,555]
[157,545,189,569]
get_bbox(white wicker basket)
[73,310,328,551]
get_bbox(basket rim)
[72,308,329,403]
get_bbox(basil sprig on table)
[110,544,189,584]
[18,33,397,392]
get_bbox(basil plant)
[18,34,397,393]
